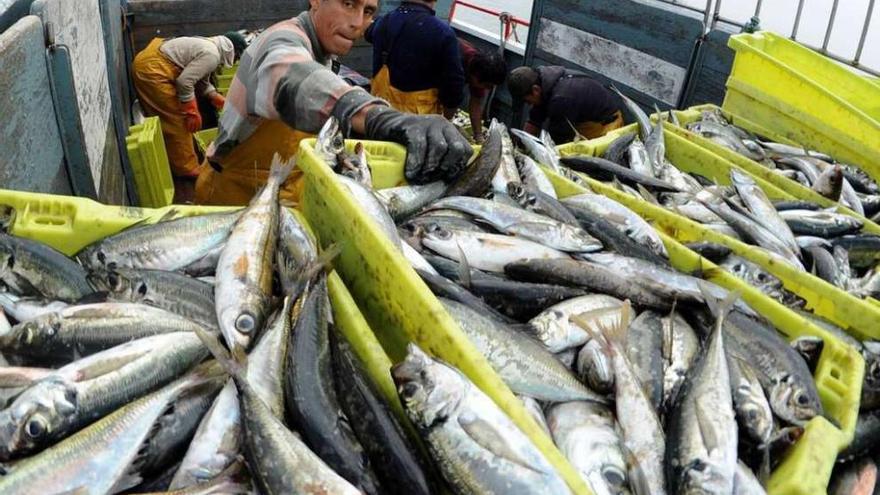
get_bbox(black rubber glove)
[364,106,473,184]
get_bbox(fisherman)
[365,0,465,117]
[458,39,507,143]
[508,65,624,143]
[195,0,472,206]
[132,32,248,199]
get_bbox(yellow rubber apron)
[576,110,625,140]
[370,9,442,115]
[371,65,442,115]
[132,38,201,177]
[194,119,310,206]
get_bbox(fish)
[563,193,668,258]
[340,175,403,249]
[811,164,844,201]
[546,401,629,495]
[611,87,651,142]
[392,343,572,494]
[331,327,436,495]
[0,332,209,460]
[734,461,767,495]
[576,338,615,395]
[276,207,319,296]
[421,225,569,273]
[0,291,69,322]
[685,242,732,263]
[76,210,242,272]
[511,127,562,174]
[442,297,607,403]
[778,209,864,237]
[627,138,655,178]
[427,196,602,253]
[0,233,92,302]
[661,310,700,411]
[560,156,681,192]
[601,132,637,166]
[283,276,381,493]
[572,302,667,495]
[527,294,625,353]
[446,121,503,197]
[193,323,363,495]
[665,287,738,495]
[728,356,774,447]
[0,365,219,495]
[508,182,578,226]
[729,169,800,254]
[491,121,522,193]
[376,181,448,220]
[415,268,517,325]
[831,235,880,270]
[0,303,211,363]
[214,155,292,352]
[627,310,665,412]
[515,152,558,199]
[87,267,216,329]
[338,141,372,189]
[719,255,786,301]
[315,116,344,167]
[566,201,669,266]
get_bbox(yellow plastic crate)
[0,187,418,444]
[548,168,861,495]
[295,138,863,495]
[724,31,880,183]
[194,128,219,156]
[669,103,880,235]
[558,137,880,341]
[126,117,174,208]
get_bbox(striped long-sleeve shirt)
[208,11,384,161]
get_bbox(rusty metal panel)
[126,0,308,51]
[0,15,70,195]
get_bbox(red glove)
[208,92,226,110]
[180,99,202,133]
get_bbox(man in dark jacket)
[508,65,624,143]
[366,0,465,117]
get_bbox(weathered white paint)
[536,18,688,104]
[34,0,112,190]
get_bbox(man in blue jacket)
[366,0,465,117]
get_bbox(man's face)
[310,0,378,55]
[524,85,541,106]
[468,75,493,91]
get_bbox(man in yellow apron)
[365,0,465,117]
[132,32,247,200]
[196,0,472,206]
[507,65,625,143]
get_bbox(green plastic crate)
[558,134,880,342]
[125,117,174,208]
[668,103,880,236]
[724,31,880,183]
[194,128,219,156]
[295,138,863,495]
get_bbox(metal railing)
[448,0,531,53]
[659,0,880,77]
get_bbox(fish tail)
[269,153,297,184]
[571,300,632,352]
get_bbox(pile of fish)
[314,116,878,494]
[0,158,444,494]
[679,109,880,300]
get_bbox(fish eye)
[747,410,758,420]
[107,272,120,289]
[97,251,106,264]
[25,416,46,438]
[18,327,33,345]
[756,273,768,282]
[602,467,626,487]
[137,282,148,297]
[235,312,256,334]
[796,392,809,406]
[401,382,421,399]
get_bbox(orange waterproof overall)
[132,38,202,177]
[194,120,310,206]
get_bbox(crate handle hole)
[829,368,841,380]
[33,217,67,226]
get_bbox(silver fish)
[421,226,569,273]
[393,344,572,495]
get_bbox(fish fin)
[269,153,296,183]
[72,291,110,305]
[758,446,771,485]
[458,412,547,474]
[789,336,824,371]
[286,243,342,296]
[694,396,723,451]
[636,184,660,205]
[571,301,632,352]
[697,280,739,320]
[456,241,472,289]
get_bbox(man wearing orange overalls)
[132,32,247,200]
[195,0,472,206]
